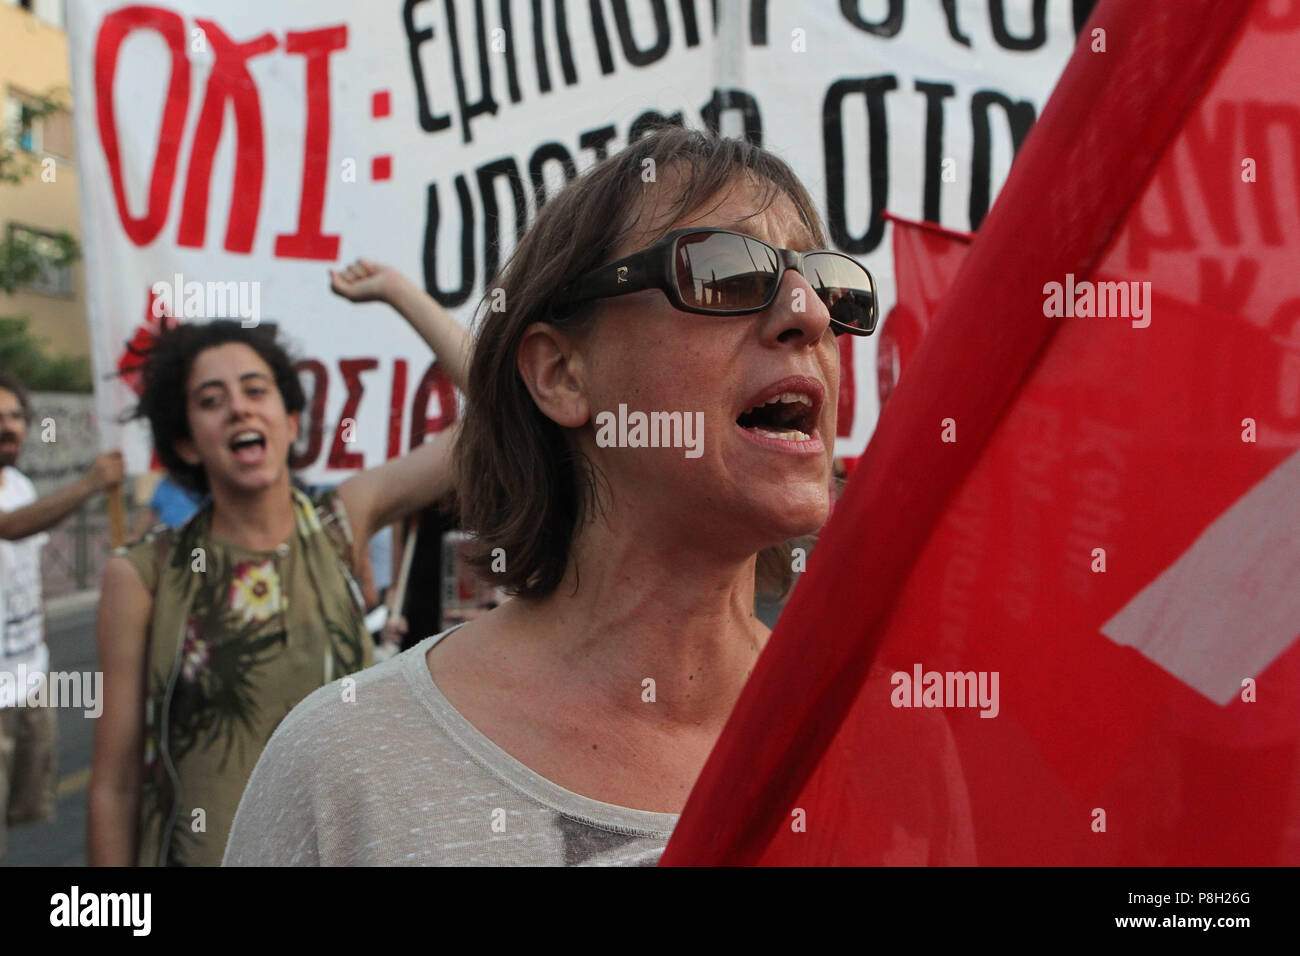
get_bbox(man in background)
[0,372,122,859]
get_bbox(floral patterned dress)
[119,486,372,866]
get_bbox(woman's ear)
[517,322,590,428]
[287,410,301,447]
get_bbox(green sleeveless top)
[118,485,373,866]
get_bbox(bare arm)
[329,259,472,393]
[0,452,123,541]
[336,422,460,566]
[88,555,152,866]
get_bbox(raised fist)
[329,258,408,305]
[88,450,125,491]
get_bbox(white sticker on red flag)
[1101,449,1300,706]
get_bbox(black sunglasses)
[554,227,877,336]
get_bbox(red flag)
[662,0,1299,865]
[116,286,179,396]
[116,287,179,472]
[877,214,971,406]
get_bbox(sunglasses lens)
[803,253,877,333]
[671,233,876,333]
[674,232,778,312]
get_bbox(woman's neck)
[501,516,770,729]
[206,475,297,551]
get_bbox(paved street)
[3,593,98,867]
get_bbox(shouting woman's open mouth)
[228,428,268,465]
[734,376,825,454]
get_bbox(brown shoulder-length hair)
[456,126,826,599]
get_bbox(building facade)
[1,0,88,360]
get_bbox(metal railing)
[39,496,150,598]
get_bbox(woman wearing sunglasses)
[224,126,876,866]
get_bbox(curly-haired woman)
[89,263,469,866]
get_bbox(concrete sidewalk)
[2,588,100,867]
[46,588,100,621]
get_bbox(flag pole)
[106,483,126,548]
[388,520,418,622]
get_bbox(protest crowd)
[2,0,1296,879]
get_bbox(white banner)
[67,0,1080,476]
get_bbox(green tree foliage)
[0,226,79,294]
[0,316,92,391]
[0,87,71,185]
